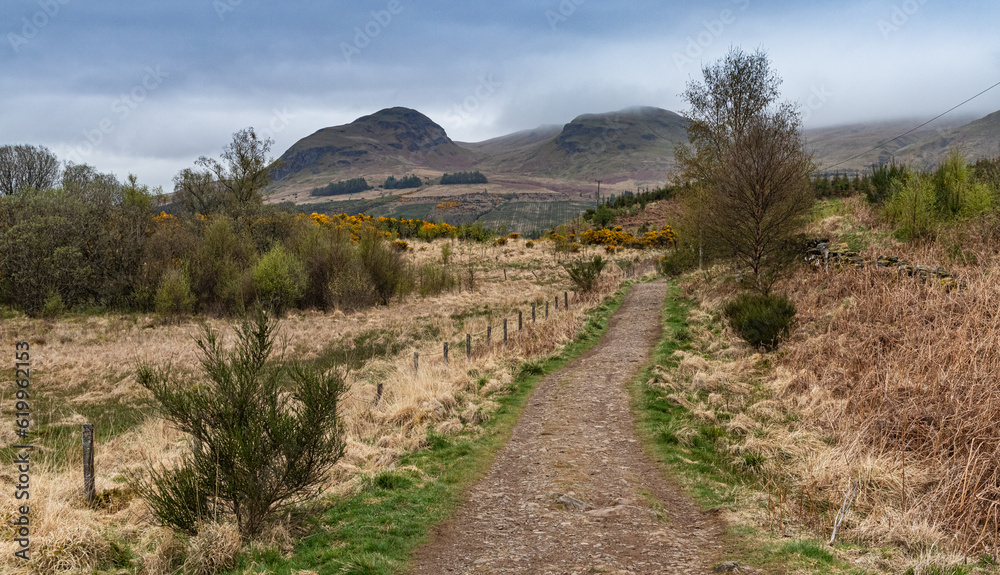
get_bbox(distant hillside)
[264,104,1000,231]
[803,114,988,172]
[473,107,688,183]
[270,107,475,195]
[895,110,1000,167]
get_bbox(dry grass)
[0,238,663,573]
[671,204,1000,567]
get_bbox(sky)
[2,0,999,192]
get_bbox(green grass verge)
[629,281,857,574]
[228,282,636,575]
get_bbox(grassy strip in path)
[232,281,636,575]
[629,281,858,575]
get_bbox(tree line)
[0,130,473,318]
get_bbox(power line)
[821,78,1000,172]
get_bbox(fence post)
[443,342,449,366]
[374,382,383,405]
[532,304,536,323]
[518,311,523,331]
[564,292,568,308]
[503,319,508,343]
[555,295,558,310]
[487,325,492,346]
[413,352,419,374]
[545,301,549,319]
[466,333,471,359]
[82,423,95,506]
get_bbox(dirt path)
[411,281,725,574]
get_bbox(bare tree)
[707,114,813,292]
[674,47,813,293]
[172,167,221,215]
[194,127,275,214]
[0,144,61,196]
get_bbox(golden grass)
[0,239,663,573]
[669,207,1000,565]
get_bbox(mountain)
[270,107,476,195]
[894,110,1000,167]
[265,105,1000,232]
[477,107,689,183]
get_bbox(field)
[0,238,664,574]
[472,199,599,235]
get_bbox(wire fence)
[403,258,658,376]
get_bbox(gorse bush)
[723,292,796,351]
[563,255,606,293]
[134,310,348,539]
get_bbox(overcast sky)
[2,0,999,191]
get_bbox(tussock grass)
[649,199,1000,571]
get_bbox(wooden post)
[443,342,449,366]
[564,292,568,308]
[487,325,492,346]
[532,304,536,323]
[545,301,549,319]
[503,319,508,343]
[466,333,471,359]
[82,423,95,506]
[518,311,523,331]
[375,382,383,405]
[413,352,419,374]
[555,295,558,310]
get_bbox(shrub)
[440,242,452,264]
[41,291,66,318]
[656,245,698,276]
[252,244,307,314]
[416,263,458,296]
[884,175,937,241]
[525,240,535,249]
[391,239,409,252]
[155,268,196,319]
[563,255,606,293]
[358,228,411,305]
[134,310,348,539]
[188,217,256,314]
[723,292,796,351]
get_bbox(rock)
[713,561,741,572]
[585,504,630,518]
[554,493,593,512]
